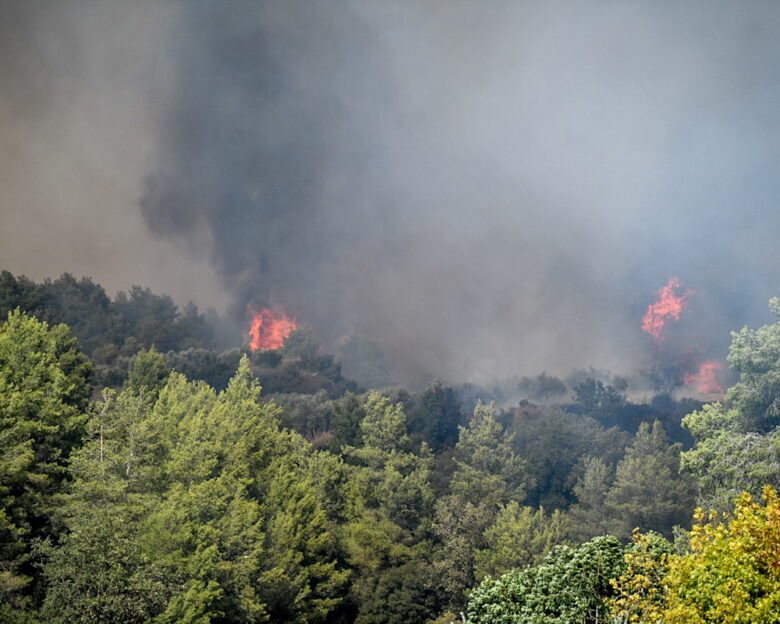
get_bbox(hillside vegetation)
[2,273,780,623]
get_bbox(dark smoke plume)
[140,0,780,382]
[5,1,780,383]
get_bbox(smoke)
[0,0,228,309]
[5,1,780,383]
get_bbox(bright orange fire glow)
[683,360,724,394]
[642,277,696,342]
[248,307,297,351]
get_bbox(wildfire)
[247,306,297,351]
[683,360,724,394]
[641,278,726,395]
[642,277,696,342]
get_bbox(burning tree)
[642,278,724,395]
[247,306,297,351]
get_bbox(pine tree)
[0,310,91,616]
[607,421,696,539]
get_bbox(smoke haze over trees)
[3,1,780,384]
[6,3,780,621]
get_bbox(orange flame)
[642,277,696,342]
[248,307,297,351]
[682,360,724,394]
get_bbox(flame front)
[248,307,297,351]
[683,360,724,394]
[642,277,696,342]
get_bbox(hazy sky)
[0,1,228,309]
[3,0,780,382]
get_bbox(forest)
[3,270,780,623]
[5,0,780,621]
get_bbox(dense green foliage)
[0,311,92,616]
[38,360,349,623]
[0,271,224,390]
[10,273,780,623]
[467,536,625,624]
[0,271,218,357]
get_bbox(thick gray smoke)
[140,0,780,382]
[5,1,780,383]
